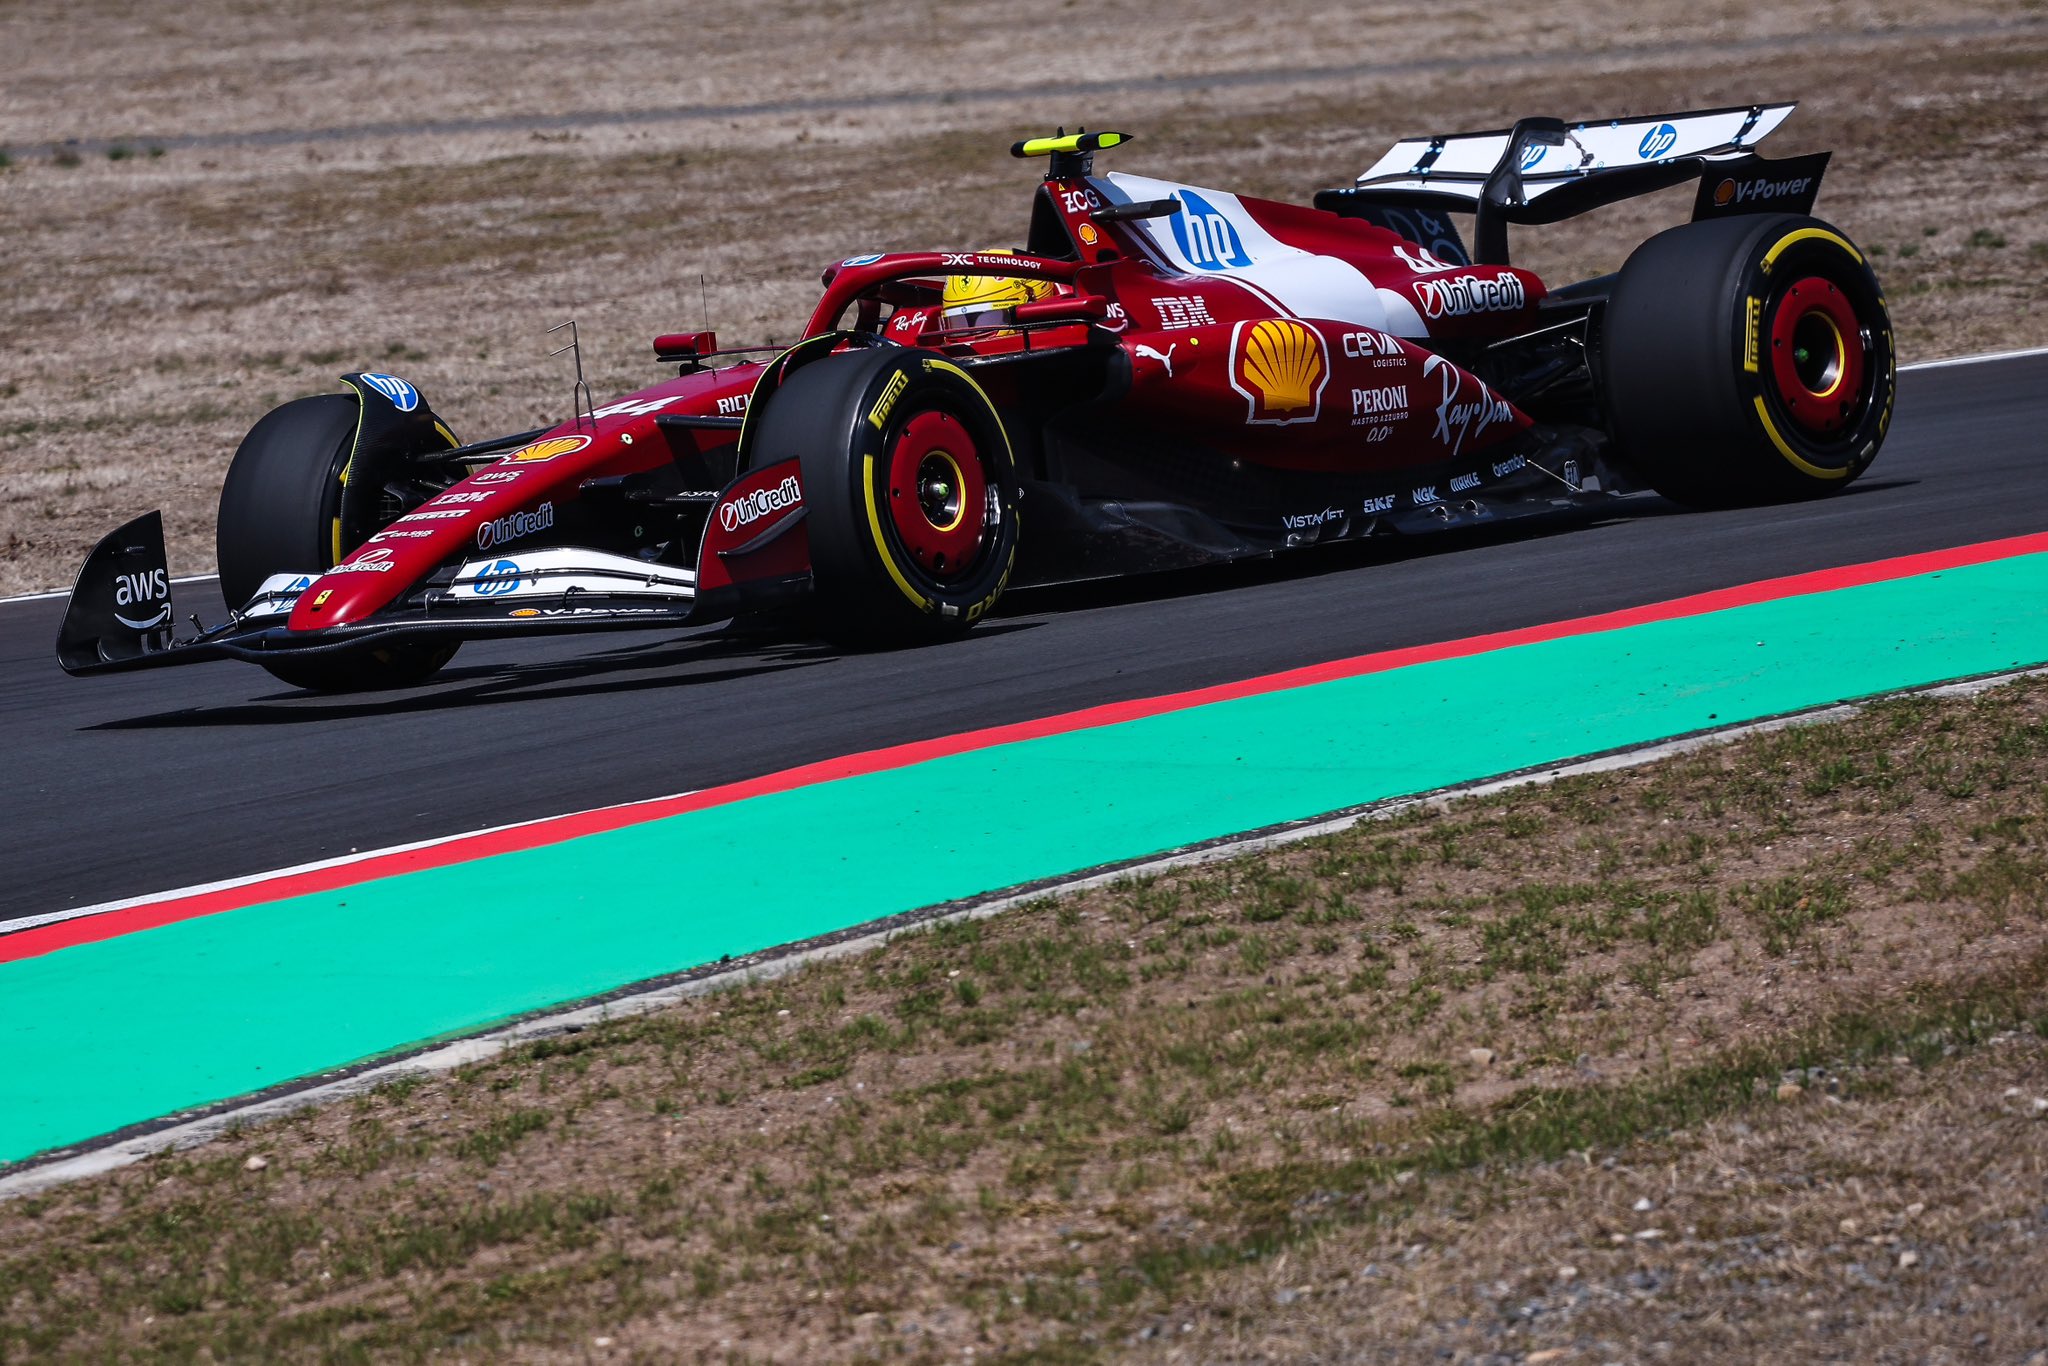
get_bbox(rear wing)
[1316,103,1827,265]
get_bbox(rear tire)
[1603,213,1895,507]
[216,394,458,691]
[748,348,1020,647]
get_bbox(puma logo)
[1133,343,1177,378]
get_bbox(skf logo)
[508,434,592,463]
[1229,319,1329,427]
[1638,123,1678,159]
[1170,190,1252,271]
[112,567,170,630]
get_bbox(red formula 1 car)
[60,107,1894,691]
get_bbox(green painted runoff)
[6,555,2048,1163]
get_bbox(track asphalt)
[5,356,2045,919]
[2,353,2046,1164]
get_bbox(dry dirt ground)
[3,0,2047,595]
[7,677,2048,1361]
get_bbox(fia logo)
[1637,123,1678,160]
[472,560,525,596]
[359,372,420,412]
[1169,191,1251,271]
[112,567,171,630]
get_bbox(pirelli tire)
[216,394,459,691]
[753,347,1020,647]
[1603,212,1895,507]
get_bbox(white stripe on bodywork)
[1104,172,1425,335]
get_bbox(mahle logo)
[1169,191,1252,271]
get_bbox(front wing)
[56,513,715,677]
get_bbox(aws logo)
[1169,191,1252,271]
[112,567,170,630]
[1229,318,1328,427]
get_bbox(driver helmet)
[940,248,1055,331]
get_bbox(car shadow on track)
[82,618,1045,730]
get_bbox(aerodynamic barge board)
[7,534,2048,1165]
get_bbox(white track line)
[0,791,699,938]
[2,572,217,608]
[4,663,2042,1200]
[0,346,2041,612]
[1899,344,2048,372]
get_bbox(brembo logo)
[112,567,170,630]
[1416,273,1527,320]
[719,475,802,533]
[477,502,555,550]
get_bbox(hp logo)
[1170,191,1252,271]
[359,372,420,412]
[1637,123,1678,160]
[472,559,524,596]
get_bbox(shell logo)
[1713,178,1736,206]
[508,434,593,463]
[1229,318,1329,426]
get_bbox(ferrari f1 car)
[59,105,1894,691]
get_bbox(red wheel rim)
[1768,275,1866,437]
[884,409,988,578]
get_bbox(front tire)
[216,394,458,691]
[1603,213,1895,507]
[749,348,1020,647]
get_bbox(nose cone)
[286,544,423,629]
